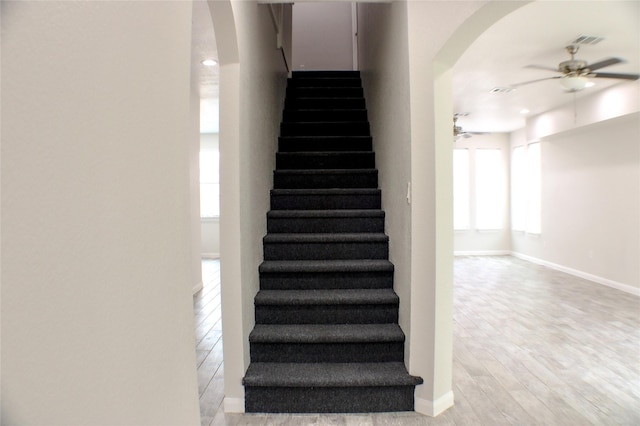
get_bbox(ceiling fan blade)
[588,57,624,71]
[592,71,639,80]
[510,75,561,88]
[525,64,559,72]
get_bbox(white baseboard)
[511,252,640,297]
[454,250,511,256]
[223,397,245,413]
[202,253,220,260]
[193,281,203,295]
[415,391,454,417]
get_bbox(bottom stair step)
[243,362,423,413]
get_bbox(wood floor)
[194,256,640,425]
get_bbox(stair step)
[276,151,375,170]
[263,233,389,261]
[273,169,378,189]
[292,70,361,79]
[254,289,398,324]
[280,121,370,137]
[243,362,423,413]
[259,259,394,290]
[285,97,366,110]
[287,78,362,88]
[287,86,364,99]
[270,188,381,210]
[283,109,368,122]
[267,209,384,233]
[279,136,372,152]
[249,324,405,363]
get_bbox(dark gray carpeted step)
[276,152,375,170]
[270,188,381,210]
[249,324,405,362]
[285,97,366,110]
[283,109,368,123]
[292,70,361,79]
[273,169,378,189]
[254,289,399,324]
[279,136,372,152]
[280,121,370,137]
[263,233,389,261]
[287,86,364,99]
[267,210,384,233]
[243,362,423,413]
[259,259,394,290]
[287,78,362,88]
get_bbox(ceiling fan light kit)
[560,75,588,92]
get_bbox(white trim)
[415,391,454,417]
[454,250,511,256]
[193,281,204,295]
[223,397,245,413]
[511,252,640,297]
[202,253,220,260]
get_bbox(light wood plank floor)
[194,256,640,425]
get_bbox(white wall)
[454,133,512,255]
[1,2,200,424]
[513,109,640,291]
[292,2,354,71]
[213,0,289,412]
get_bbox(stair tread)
[243,362,423,387]
[255,289,398,305]
[259,259,394,273]
[271,188,380,195]
[274,169,377,174]
[249,323,404,343]
[264,233,388,243]
[267,210,383,218]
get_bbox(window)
[475,149,504,230]
[200,150,219,218]
[453,149,470,230]
[511,143,541,234]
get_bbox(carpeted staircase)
[242,70,422,413]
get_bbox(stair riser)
[273,172,378,189]
[263,242,388,261]
[259,272,394,290]
[287,87,364,98]
[279,137,372,152]
[245,386,416,413]
[293,70,360,79]
[287,78,362,88]
[255,305,398,324]
[276,152,375,170]
[267,217,384,233]
[250,342,404,363]
[283,109,368,122]
[285,98,366,110]
[271,193,381,210]
[280,122,370,137]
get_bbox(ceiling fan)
[511,45,640,92]
[453,113,490,140]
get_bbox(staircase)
[242,70,422,413]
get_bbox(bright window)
[510,143,541,234]
[200,150,219,218]
[453,149,470,230]
[475,149,505,230]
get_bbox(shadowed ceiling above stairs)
[242,70,422,413]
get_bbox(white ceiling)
[453,1,640,133]
[191,1,639,135]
